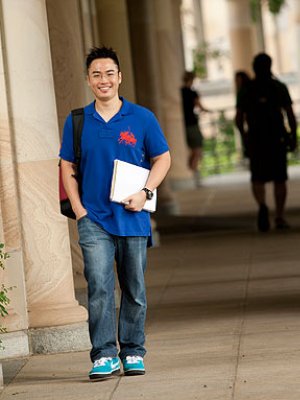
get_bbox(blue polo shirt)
[59,98,169,239]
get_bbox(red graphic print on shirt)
[118,129,137,147]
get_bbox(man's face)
[87,58,122,102]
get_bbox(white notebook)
[110,159,157,212]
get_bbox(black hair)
[235,70,251,92]
[235,70,250,83]
[86,46,120,72]
[252,53,272,79]
[182,71,195,84]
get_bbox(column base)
[157,198,180,216]
[170,177,195,191]
[0,322,91,357]
[28,303,88,329]
[29,322,91,354]
[0,362,3,389]
[0,331,30,359]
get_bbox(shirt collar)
[85,97,133,116]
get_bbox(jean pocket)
[77,214,88,223]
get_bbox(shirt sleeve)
[59,113,75,162]
[144,111,169,158]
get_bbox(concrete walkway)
[1,167,300,399]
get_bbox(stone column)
[254,0,266,52]
[295,0,300,99]
[0,15,30,357]
[272,14,283,74]
[94,0,136,102]
[79,0,99,52]
[46,0,89,293]
[153,0,193,189]
[127,0,162,118]
[0,0,87,352]
[78,0,98,103]
[126,0,178,214]
[193,0,206,47]
[227,0,258,74]
[193,0,208,75]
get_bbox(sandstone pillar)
[46,0,90,292]
[0,0,87,344]
[94,0,136,102]
[0,7,30,357]
[295,0,300,99]
[227,0,258,75]
[79,0,99,53]
[126,0,178,213]
[153,0,193,189]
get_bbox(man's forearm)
[145,151,171,191]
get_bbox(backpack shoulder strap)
[71,108,84,164]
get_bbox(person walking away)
[234,70,251,158]
[235,53,297,232]
[60,46,171,380]
[180,71,209,186]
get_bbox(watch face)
[143,188,153,200]
[147,191,153,200]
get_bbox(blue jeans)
[77,216,148,362]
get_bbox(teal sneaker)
[122,355,145,376]
[89,357,120,381]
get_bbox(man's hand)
[74,206,88,221]
[122,191,147,212]
[61,159,87,220]
[121,151,171,213]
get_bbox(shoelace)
[93,357,112,367]
[126,356,143,364]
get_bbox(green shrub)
[0,243,11,349]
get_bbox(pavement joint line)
[108,375,121,400]
[230,234,255,400]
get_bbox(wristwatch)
[142,187,154,200]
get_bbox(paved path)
[1,167,300,399]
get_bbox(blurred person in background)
[235,53,297,232]
[235,70,251,158]
[181,71,210,186]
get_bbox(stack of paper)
[110,159,157,212]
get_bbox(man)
[60,46,171,380]
[235,53,297,232]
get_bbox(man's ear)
[118,71,122,84]
[86,75,91,87]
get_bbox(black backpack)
[59,108,84,219]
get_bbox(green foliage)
[201,116,300,177]
[0,243,9,270]
[268,0,286,14]
[193,46,208,79]
[202,115,238,177]
[193,42,228,79]
[287,126,300,165]
[250,0,286,21]
[0,243,11,348]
